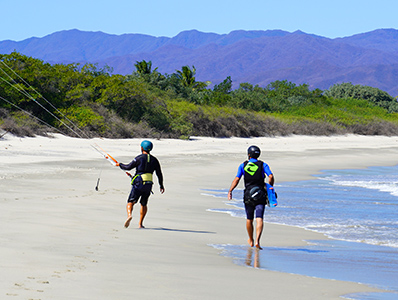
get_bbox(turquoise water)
[205,165,398,299]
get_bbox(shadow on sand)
[146,227,215,234]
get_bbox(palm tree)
[134,60,157,75]
[175,65,209,90]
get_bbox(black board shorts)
[127,183,153,206]
[244,203,265,220]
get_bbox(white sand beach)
[1,134,397,299]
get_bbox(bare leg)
[124,202,134,228]
[255,217,264,249]
[246,219,254,247]
[139,205,147,228]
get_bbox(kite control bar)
[92,144,132,190]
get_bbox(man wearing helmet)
[228,145,274,249]
[116,140,165,228]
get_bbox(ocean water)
[205,165,398,300]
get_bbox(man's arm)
[228,177,240,200]
[154,160,165,194]
[117,159,137,170]
[263,163,274,186]
[268,174,274,186]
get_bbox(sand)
[1,133,397,299]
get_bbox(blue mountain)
[1,28,398,96]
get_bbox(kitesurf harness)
[243,160,267,205]
[131,154,153,185]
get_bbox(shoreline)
[1,134,398,299]
[206,163,398,297]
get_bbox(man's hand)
[160,187,165,194]
[228,177,240,200]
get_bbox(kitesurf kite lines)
[0,94,66,135]
[0,58,131,190]
[0,60,87,139]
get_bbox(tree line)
[1,52,398,138]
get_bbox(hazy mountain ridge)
[1,28,398,95]
[336,29,398,53]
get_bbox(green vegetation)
[1,52,398,138]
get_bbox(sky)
[1,0,397,41]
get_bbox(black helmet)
[247,145,261,158]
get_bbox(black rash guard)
[119,153,164,189]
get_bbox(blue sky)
[1,0,397,41]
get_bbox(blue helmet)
[141,140,153,152]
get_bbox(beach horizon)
[1,133,397,299]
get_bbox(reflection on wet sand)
[245,247,261,268]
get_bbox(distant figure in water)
[228,145,274,249]
[116,140,165,228]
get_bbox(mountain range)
[1,28,398,96]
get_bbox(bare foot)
[139,225,145,229]
[124,216,132,228]
[248,238,254,247]
[255,244,263,250]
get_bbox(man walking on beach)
[228,145,274,249]
[116,140,165,228]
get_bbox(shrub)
[0,110,52,137]
[347,121,398,136]
[324,82,397,112]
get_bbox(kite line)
[0,58,131,190]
